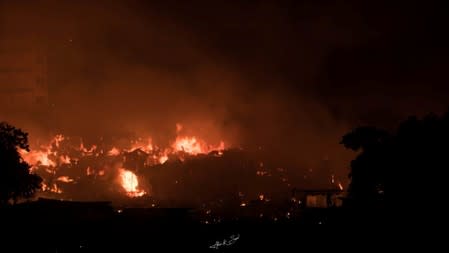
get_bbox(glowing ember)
[42,183,63,194]
[118,168,146,197]
[338,182,344,191]
[80,143,96,154]
[86,166,94,176]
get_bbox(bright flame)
[172,137,224,155]
[108,147,120,156]
[42,183,62,194]
[57,176,74,183]
[128,138,153,153]
[19,149,56,168]
[18,124,227,198]
[172,136,204,154]
[118,168,146,197]
[159,155,168,164]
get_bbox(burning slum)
[18,123,345,222]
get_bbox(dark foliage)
[342,109,449,211]
[0,122,42,205]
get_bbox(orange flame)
[118,168,146,197]
[57,176,74,183]
[172,137,224,155]
[18,124,226,198]
[107,147,120,156]
[172,136,204,154]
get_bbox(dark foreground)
[0,201,429,252]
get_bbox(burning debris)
[19,124,227,200]
[16,123,345,220]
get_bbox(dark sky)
[1,0,449,179]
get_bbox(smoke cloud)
[2,1,448,186]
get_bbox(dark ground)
[0,201,408,252]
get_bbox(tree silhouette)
[0,122,42,206]
[341,109,449,214]
[340,126,390,207]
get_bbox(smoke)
[6,1,447,187]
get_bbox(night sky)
[1,0,449,179]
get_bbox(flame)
[42,183,62,194]
[159,155,168,164]
[59,155,71,164]
[172,137,224,155]
[18,124,226,198]
[172,136,204,154]
[57,176,74,183]
[80,142,96,154]
[108,147,120,156]
[54,134,64,147]
[128,138,153,153]
[19,149,56,168]
[86,166,94,176]
[118,168,146,197]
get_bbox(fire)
[59,155,71,164]
[86,166,94,176]
[42,183,63,194]
[57,176,74,183]
[118,168,146,197]
[19,149,56,168]
[108,147,120,156]
[173,136,204,154]
[159,155,168,164]
[17,124,226,198]
[80,142,97,154]
[128,138,153,153]
[172,137,224,155]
